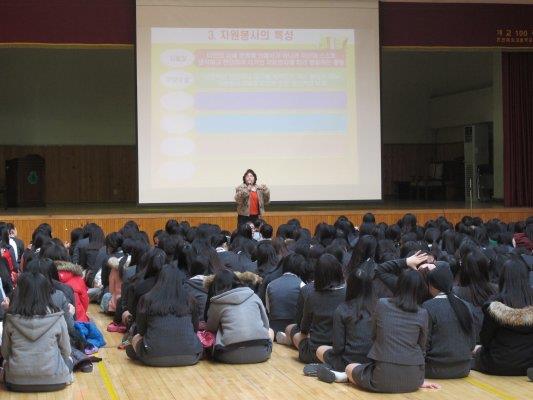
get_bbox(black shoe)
[317,365,336,383]
[80,363,93,373]
[303,363,321,377]
[527,367,533,382]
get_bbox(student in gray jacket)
[206,269,273,364]
[423,264,476,379]
[1,271,72,392]
[346,270,440,393]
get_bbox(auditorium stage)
[1,201,531,245]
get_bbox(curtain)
[502,52,533,207]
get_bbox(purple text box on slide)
[195,91,346,110]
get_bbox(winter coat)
[234,183,270,217]
[205,272,269,347]
[107,253,131,313]
[1,312,72,386]
[55,261,90,322]
[476,300,533,375]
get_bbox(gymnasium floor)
[2,305,531,400]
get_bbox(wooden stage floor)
[3,304,531,400]
[0,201,531,245]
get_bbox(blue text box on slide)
[195,114,347,134]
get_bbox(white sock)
[333,371,348,383]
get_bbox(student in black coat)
[285,254,346,364]
[423,264,476,379]
[126,265,202,366]
[473,259,533,376]
[314,261,376,383]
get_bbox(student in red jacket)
[41,242,90,322]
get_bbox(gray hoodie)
[207,287,270,347]
[1,311,72,386]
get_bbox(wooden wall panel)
[2,144,465,203]
[4,208,531,246]
[0,145,137,203]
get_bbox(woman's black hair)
[498,258,533,309]
[345,261,375,319]
[70,228,84,247]
[9,269,59,317]
[139,265,190,317]
[40,242,69,262]
[256,241,279,274]
[143,247,166,279]
[105,232,123,253]
[85,223,105,249]
[259,224,273,239]
[314,253,344,291]
[392,269,426,313]
[325,244,345,264]
[428,264,473,335]
[458,251,497,307]
[281,253,307,278]
[347,235,377,274]
[362,212,376,224]
[165,219,180,235]
[211,269,242,296]
[400,213,417,234]
[29,257,60,284]
[242,169,257,184]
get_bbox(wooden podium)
[6,154,45,207]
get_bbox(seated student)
[423,264,476,379]
[285,254,346,365]
[346,270,440,393]
[453,250,498,339]
[42,242,90,322]
[265,253,307,333]
[256,241,281,301]
[206,269,273,364]
[1,272,72,392]
[314,263,375,383]
[473,259,533,376]
[185,255,210,324]
[126,265,202,367]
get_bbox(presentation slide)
[137,1,381,203]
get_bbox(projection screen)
[136,0,381,203]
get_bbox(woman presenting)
[235,169,270,228]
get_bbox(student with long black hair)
[1,271,72,392]
[286,254,346,365]
[206,269,273,364]
[473,259,533,376]
[453,250,498,338]
[423,264,476,379]
[314,262,376,383]
[346,270,440,393]
[126,265,202,367]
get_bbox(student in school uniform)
[473,259,533,376]
[346,270,440,393]
[265,253,307,334]
[423,264,476,379]
[126,265,202,367]
[285,254,346,365]
[314,262,376,383]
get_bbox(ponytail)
[428,263,473,335]
[445,291,473,335]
